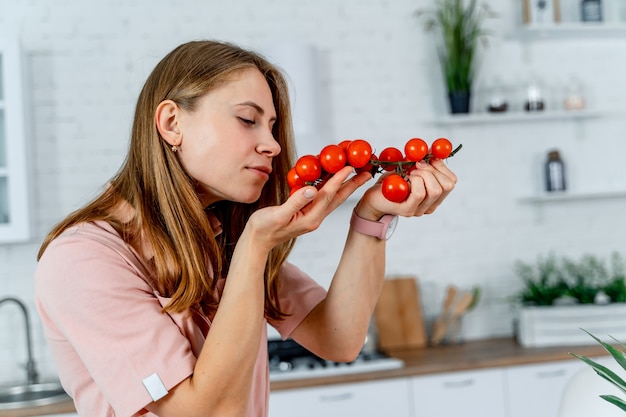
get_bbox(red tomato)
[381,174,410,203]
[431,138,453,159]
[346,139,373,168]
[338,140,352,151]
[287,167,305,189]
[294,155,322,182]
[356,153,378,175]
[319,144,347,174]
[378,147,404,171]
[404,138,429,162]
[289,185,303,196]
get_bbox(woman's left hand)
[356,158,458,220]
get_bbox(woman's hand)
[357,158,457,221]
[245,166,373,252]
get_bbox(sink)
[0,381,71,410]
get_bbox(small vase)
[448,91,471,114]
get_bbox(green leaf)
[580,329,626,373]
[600,395,626,411]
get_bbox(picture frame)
[523,0,561,26]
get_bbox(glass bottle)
[545,150,566,192]
[525,80,545,112]
[581,0,603,22]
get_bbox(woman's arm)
[147,167,370,416]
[290,159,457,361]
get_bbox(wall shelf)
[432,109,605,126]
[519,190,626,205]
[512,23,626,41]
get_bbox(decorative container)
[516,303,626,347]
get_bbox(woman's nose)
[259,130,281,156]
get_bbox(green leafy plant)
[514,252,626,306]
[571,329,626,412]
[416,0,495,94]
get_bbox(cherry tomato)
[294,155,322,182]
[356,153,378,175]
[431,138,453,159]
[338,140,352,151]
[404,138,429,162]
[287,167,305,189]
[378,147,404,171]
[381,174,410,203]
[346,139,373,168]
[319,144,347,174]
[289,185,303,196]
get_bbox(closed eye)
[238,117,255,126]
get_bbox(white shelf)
[513,22,626,40]
[432,109,605,126]
[519,190,626,204]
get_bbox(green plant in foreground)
[571,330,626,412]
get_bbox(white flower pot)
[516,303,626,347]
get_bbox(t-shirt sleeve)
[268,262,327,339]
[35,225,196,416]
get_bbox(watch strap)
[350,209,396,240]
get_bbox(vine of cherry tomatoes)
[288,137,462,203]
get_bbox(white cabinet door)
[506,359,590,417]
[411,368,508,417]
[270,378,412,417]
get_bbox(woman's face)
[175,67,281,207]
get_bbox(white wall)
[1,0,626,385]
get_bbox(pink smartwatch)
[350,209,398,241]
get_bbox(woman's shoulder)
[40,220,147,273]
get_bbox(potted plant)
[513,252,626,347]
[416,0,494,114]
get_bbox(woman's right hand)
[244,166,372,252]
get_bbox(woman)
[35,40,457,416]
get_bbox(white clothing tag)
[142,372,168,402]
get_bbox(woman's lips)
[248,165,272,180]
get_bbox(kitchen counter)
[0,399,75,417]
[269,337,612,391]
[5,337,612,415]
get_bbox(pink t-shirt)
[35,221,326,417]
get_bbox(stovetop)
[268,338,404,382]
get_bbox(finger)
[428,159,459,185]
[286,185,318,215]
[316,167,372,204]
[405,171,443,216]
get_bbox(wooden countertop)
[4,337,612,415]
[269,337,612,391]
[0,399,75,417]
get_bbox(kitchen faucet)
[0,296,39,384]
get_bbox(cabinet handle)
[536,369,567,379]
[318,392,354,402]
[442,378,475,389]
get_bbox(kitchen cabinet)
[410,368,507,417]
[270,378,412,417]
[506,359,587,417]
[0,38,31,243]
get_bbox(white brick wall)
[1,0,626,384]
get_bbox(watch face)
[386,216,399,240]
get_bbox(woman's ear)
[155,100,181,147]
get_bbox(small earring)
[171,145,178,153]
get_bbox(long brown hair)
[37,40,297,320]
